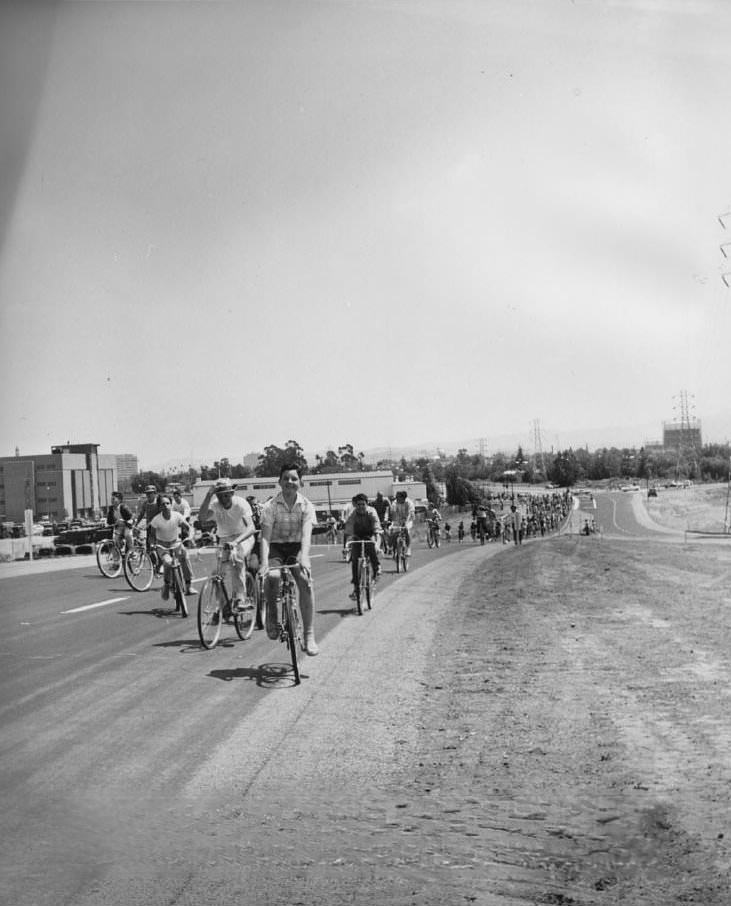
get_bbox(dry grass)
[645,482,730,533]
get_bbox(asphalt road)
[1,496,688,906]
[0,532,474,906]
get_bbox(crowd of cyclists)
[105,473,574,662]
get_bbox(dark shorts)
[268,541,302,566]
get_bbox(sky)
[1,0,730,471]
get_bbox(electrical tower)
[478,437,488,458]
[532,419,547,478]
[667,390,701,478]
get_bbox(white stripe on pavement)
[61,596,129,614]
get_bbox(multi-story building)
[115,454,139,490]
[0,443,118,523]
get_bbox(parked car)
[620,484,641,492]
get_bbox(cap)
[213,478,237,494]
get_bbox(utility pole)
[532,419,546,478]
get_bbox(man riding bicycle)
[426,504,442,542]
[389,489,415,556]
[106,491,134,555]
[133,485,161,552]
[343,493,382,599]
[259,464,319,657]
[148,494,197,600]
[198,478,257,613]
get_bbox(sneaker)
[349,591,357,601]
[161,584,170,601]
[265,599,281,640]
[304,633,319,656]
[186,586,198,596]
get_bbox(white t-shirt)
[149,511,188,544]
[209,495,254,542]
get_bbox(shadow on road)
[208,663,306,687]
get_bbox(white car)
[620,484,641,492]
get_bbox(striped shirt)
[260,491,316,544]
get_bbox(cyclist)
[198,478,257,612]
[246,495,263,569]
[133,485,161,551]
[443,520,451,542]
[426,503,442,545]
[324,512,338,545]
[371,491,391,528]
[106,491,134,556]
[259,464,319,656]
[343,493,382,599]
[457,520,465,543]
[389,489,415,556]
[475,502,489,542]
[149,494,197,600]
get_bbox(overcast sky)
[1,0,729,470]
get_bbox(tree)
[338,444,359,471]
[255,440,308,477]
[130,471,165,493]
[548,449,580,487]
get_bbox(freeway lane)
[593,489,684,540]
[0,536,472,906]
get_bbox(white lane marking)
[61,596,129,614]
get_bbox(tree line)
[126,439,731,507]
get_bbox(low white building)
[192,470,428,516]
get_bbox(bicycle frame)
[391,527,409,573]
[346,540,375,615]
[157,542,188,618]
[197,544,257,648]
[261,564,304,685]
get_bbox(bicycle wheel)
[234,571,257,640]
[124,548,154,591]
[355,560,363,616]
[365,563,373,611]
[283,589,301,685]
[171,567,188,617]
[400,550,408,573]
[434,531,440,548]
[96,539,122,578]
[426,530,434,549]
[198,578,223,649]
[395,545,401,573]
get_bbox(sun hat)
[213,478,237,494]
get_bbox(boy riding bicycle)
[342,493,382,599]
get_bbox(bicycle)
[123,529,163,592]
[157,542,191,618]
[197,543,259,649]
[391,526,409,573]
[96,532,133,578]
[261,563,305,685]
[346,539,376,616]
[426,520,441,549]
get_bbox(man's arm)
[197,488,215,526]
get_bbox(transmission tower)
[478,437,488,458]
[671,390,700,477]
[532,419,547,478]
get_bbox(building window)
[253,483,276,490]
[309,480,333,487]
[337,479,362,486]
